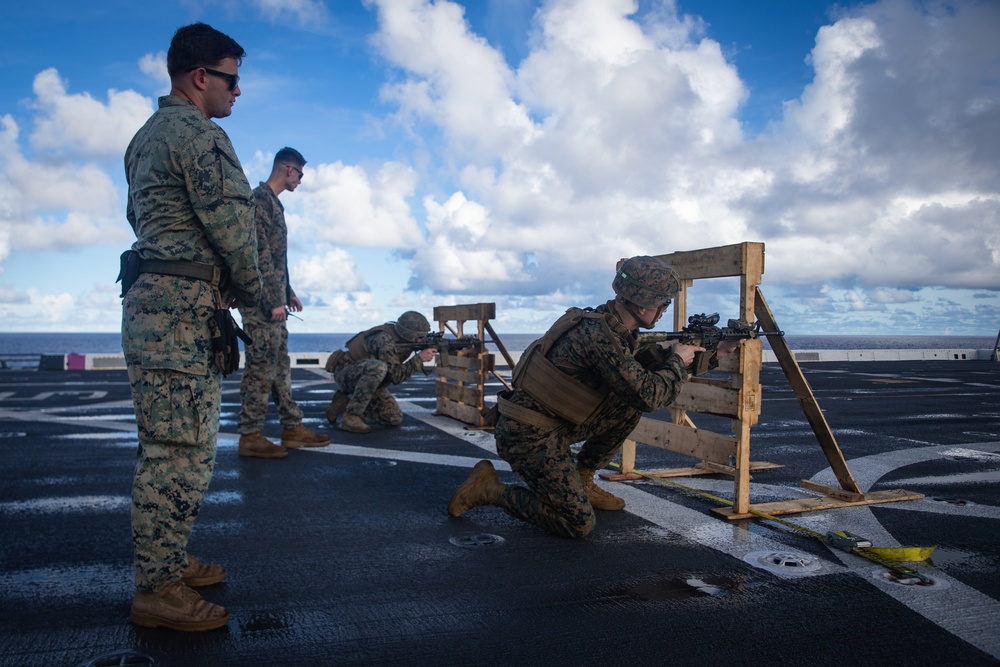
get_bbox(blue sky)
[0,0,997,336]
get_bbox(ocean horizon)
[0,331,996,357]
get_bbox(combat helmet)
[612,256,679,309]
[394,311,430,342]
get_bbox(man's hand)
[717,339,745,357]
[670,342,706,367]
[221,292,240,309]
[418,348,437,363]
[289,295,303,312]
[269,306,287,322]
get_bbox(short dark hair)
[167,23,246,77]
[274,147,306,168]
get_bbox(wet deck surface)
[1,360,999,666]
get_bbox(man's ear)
[188,67,208,91]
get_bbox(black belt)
[139,259,224,283]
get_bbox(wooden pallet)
[600,242,923,519]
[431,303,513,428]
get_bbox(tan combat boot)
[238,432,288,459]
[281,424,331,448]
[130,581,230,632]
[448,460,506,516]
[578,465,625,510]
[181,555,227,587]
[340,413,371,434]
[325,391,349,424]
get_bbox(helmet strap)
[616,296,662,330]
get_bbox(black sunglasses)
[186,66,240,91]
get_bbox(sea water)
[0,331,995,356]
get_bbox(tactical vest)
[510,306,634,425]
[325,324,407,373]
[346,323,413,361]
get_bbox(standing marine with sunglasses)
[447,256,738,539]
[237,147,330,458]
[122,22,261,632]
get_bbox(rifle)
[398,331,482,354]
[636,313,783,376]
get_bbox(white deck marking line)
[809,442,1000,659]
[309,399,846,578]
[0,408,138,432]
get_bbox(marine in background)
[447,256,738,539]
[324,311,437,434]
[237,147,329,459]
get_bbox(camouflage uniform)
[123,95,260,593]
[333,329,427,426]
[492,301,688,538]
[237,182,302,433]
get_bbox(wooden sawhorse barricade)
[602,242,922,519]
[431,303,515,428]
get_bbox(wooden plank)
[672,381,740,418]
[799,479,865,502]
[628,417,736,465]
[732,414,752,514]
[484,320,516,369]
[655,243,752,280]
[439,353,488,370]
[434,367,482,384]
[715,352,741,374]
[711,488,925,520]
[436,398,483,425]
[436,382,482,406]
[620,438,636,474]
[741,242,764,318]
[434,303,496,322]
[669,280,690,425]
[602,466,717,481]
[755,287,862,495]
[601,460,781,481]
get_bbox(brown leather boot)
[578,465,625,510]
[340,413,371,434]
[325,391,349,424]
[238,432,287,459]
[130,581,230,632]
[181,555,227,587]
[448,460,506,516]
[281,424,331,448]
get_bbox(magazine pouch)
[211,309,252,377]
[116,249,141,298]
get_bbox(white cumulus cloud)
[0,113,128,254]
[293,160,423,248]
[29,68,153,157]
[367,0,999,319]
[292,248,369,292]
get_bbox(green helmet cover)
[612,256,679,309]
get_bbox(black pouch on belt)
[211,309,253,376]
[116,249,141,298]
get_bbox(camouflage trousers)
[238,312,303,433]
[494,398,641,539]
[122,274,221,592]
[333,359,404,426]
